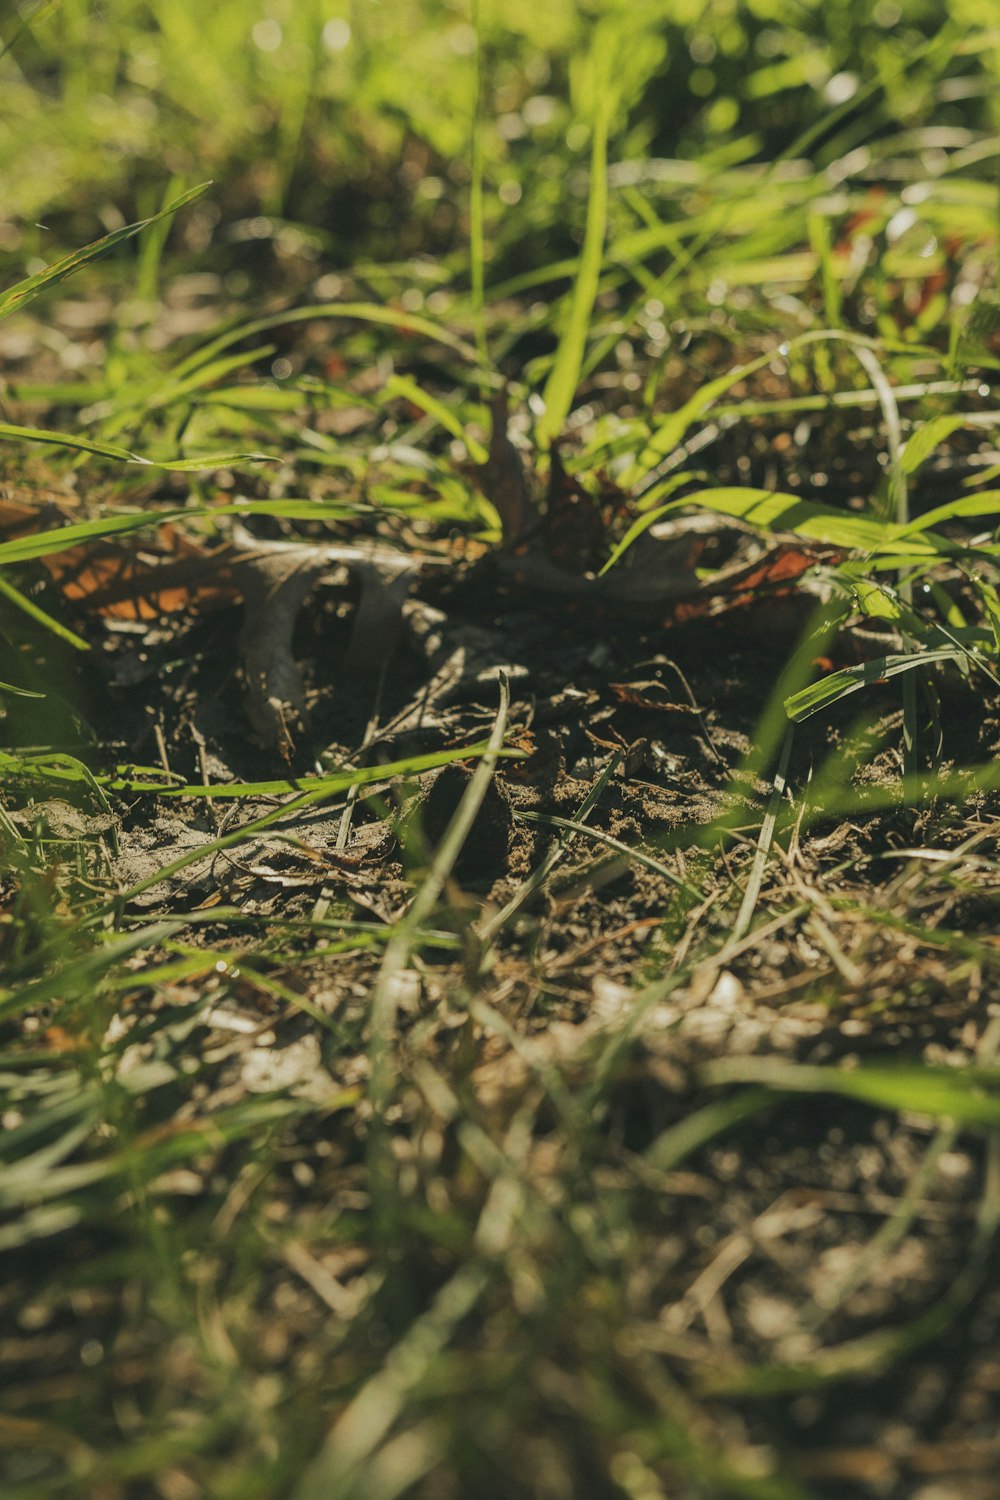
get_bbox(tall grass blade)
[0,498,374,568]
[469,0,489,373]
[705,1055,1000,1127]
[536,65,613,448]
[731,728,794,941]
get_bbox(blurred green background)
[2,0,998,284]
[3,0,998,511]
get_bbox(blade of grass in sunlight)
[601,487,942,578]
[854,339,921,779]
[706,1056,1000,1128]
[163,303,486,383]
[86,344,280,434]
[894,487,1000,535]
[0,511,190,566]
[784,647,969,722]
[469,0,488,372]
[381,374,487,461]
[134,173,190,305]
[535,45,614,449]
[710,380,987,424]
[0,497,381,568]
[900,413,973,473]
[731,727,794,941]
[0,920,188,1021]
[0,183,211,320]
[0,419,272,468]
[0,572,89,650]
[0,740,510,800]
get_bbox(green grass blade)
[705,1055,1000,1128]
[0,511,186,566]
[611,485,944,558]
[0,572,89,650]
[469,0,489,372]
[731,728,794,940]
[900,414,972,474]
[0,740,509,802]
[166,302,484,385]
[0,183,210,320]
[785,647,966,722]
[0,498,373,568]
[895,487,1000,537]
[382,374,488,461]
[535,78,612,448]
[90,344,279,433]
[0,419,271,468]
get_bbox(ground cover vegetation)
[3,0,1000,1495]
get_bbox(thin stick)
[731,726,794,943]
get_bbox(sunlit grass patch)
[3,1,1000,1496]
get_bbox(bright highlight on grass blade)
[0,182,211,320]
[535,53,613,448]
[705,1056,1000,1128]
[0,740,512,799]
[0,419,273,468]
[0,499,373,568]
[0,572,88,650]
[785,647,968,722]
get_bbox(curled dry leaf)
[10,497,435,750]
[474,401,832,618]
[227,524,425,753]
[340,555,421,677]
[497,522,830,619]
[479,389,535,544]
[231,544,329,756]
[543,444,616,575]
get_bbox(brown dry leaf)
[233,543,329,756]
[44,527,237,620]
[0,493,81,539]
[479,389,535,544]
[543,444,606,574]
[6,497,435,747]
[610,681,703,714]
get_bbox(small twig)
[730,726,794,943]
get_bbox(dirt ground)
[4,299,1000,1500]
